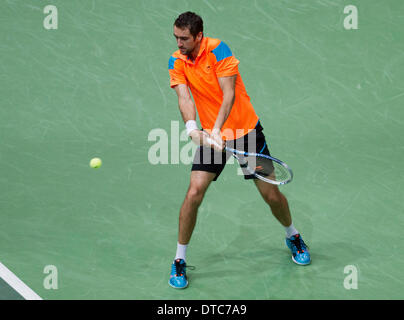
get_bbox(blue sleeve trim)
[259,142,267,154]
[168,56,178,70]
[212,41,232,62]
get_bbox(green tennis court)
[1,0,403,299]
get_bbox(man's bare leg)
[254,179,292,227]
[178,170,216,245]
[254,178,311,265]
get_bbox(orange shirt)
[168,37,259,140]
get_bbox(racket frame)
[225,146,294,185]
[205,136,293,185]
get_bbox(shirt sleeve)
[168,56,187,88]
[212,41,240,78]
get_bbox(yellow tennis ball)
[90,157,102,168]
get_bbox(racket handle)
[206,137,222,149]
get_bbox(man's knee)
[263,189,283,207]
[186,184,206,206]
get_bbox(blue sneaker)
[169,259,193,289]
[285,234,311,265]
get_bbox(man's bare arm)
[173,84,210,147]
[209,75,237,150]
[174,84,196,123]
[213,75,237,132]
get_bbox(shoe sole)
[168,279,188,289]
[291,255,311,266]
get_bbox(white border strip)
[0,262,42,300]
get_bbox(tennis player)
[168,12,311,289]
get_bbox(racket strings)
[273,162,291,182]
[231,150,293,185]
[248,156,291,183]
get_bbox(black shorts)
[191,121,271,181]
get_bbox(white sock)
[285,223,299,238]
[174,242,188,262]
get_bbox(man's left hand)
[209,128,225,152]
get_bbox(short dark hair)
[174,11,203,39]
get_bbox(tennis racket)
[206,137,293,185]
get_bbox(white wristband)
[185,120,198,136]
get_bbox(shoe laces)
[173,259,195,277]
[290,234,308,254]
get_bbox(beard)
[179,47,193,56]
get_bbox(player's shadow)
[191,237,369,287]
[189,225,286,282]
[189,198,369,283]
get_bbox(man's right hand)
[208,129,225,152]
[190,130,225,152]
